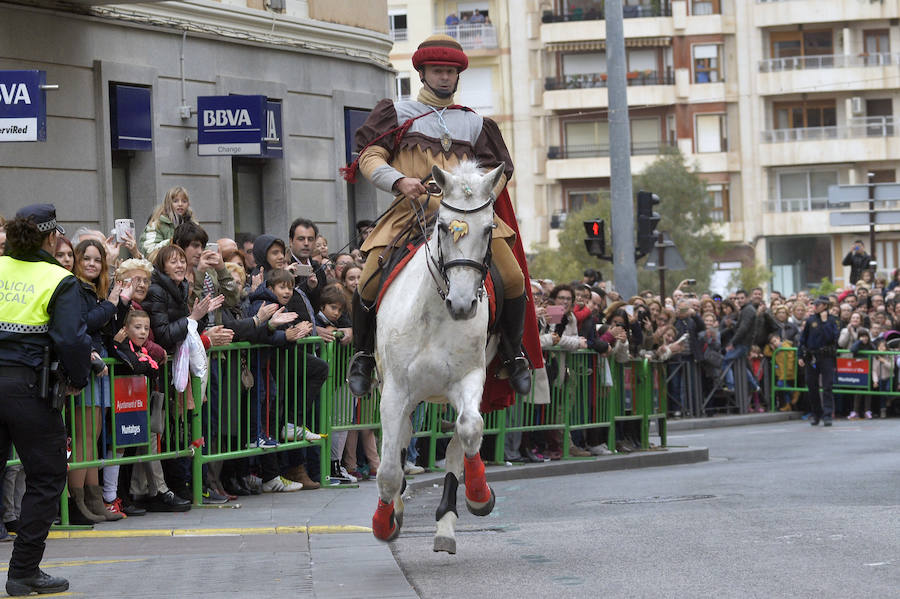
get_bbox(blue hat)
[15,203,65,235]
[814,295,830,306]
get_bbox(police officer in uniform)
[798,296,839,427]
[0,204,91,596]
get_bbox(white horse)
[371,160,503,554]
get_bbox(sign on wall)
[198,94,279,156]
[263,99,282,158]
[110,84,152,151]
[0,70,47,142]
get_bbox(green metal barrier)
[52,340,670,527]
[770,346,900,413]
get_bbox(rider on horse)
[343,34,532,399]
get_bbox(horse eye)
[483,226,494,236]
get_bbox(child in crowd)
[315,285,378,480]
[872,336,894,419]
[747,345,766,413]
[139,186,193,260]
[765,333,796,412]
[849,328,875,419]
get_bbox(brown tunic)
[355,97,516,254]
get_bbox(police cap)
[813,295,830,306]
[15,203,65,235]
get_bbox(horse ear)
[432,165,450,190]
[484,163,505,201]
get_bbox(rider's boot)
[348,291,377,397]
[498,294,532,396]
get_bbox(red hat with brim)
[412,35,468,72]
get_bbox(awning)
[546,37,671,52]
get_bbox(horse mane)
[451,160,484,179]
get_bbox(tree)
[635,150,724,294]
[529,195,611,286]
[727,261,773,293]
[528,150,723,295]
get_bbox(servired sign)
[0,70,47,142]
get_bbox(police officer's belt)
[0,365,38,382]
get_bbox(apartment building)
[507,0,900,295]
[1,0,392,248]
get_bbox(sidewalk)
[0,435,720,597]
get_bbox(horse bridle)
[410,181,495,302]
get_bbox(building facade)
[505,0,900,295]
[0,0,393,248]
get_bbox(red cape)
[481,189,544,413]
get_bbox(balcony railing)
[764,197,829,213]
[759,52,899,72]
[431,24,497,50]
[541,4,672,22]
[390,29,408,42]
[761,116,898,143]
[548,140,675,159]
[545,71,675,90]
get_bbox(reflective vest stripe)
[0,257,72,332]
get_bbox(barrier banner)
[836,357,869,387]
[114,376,149,447]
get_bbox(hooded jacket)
[252,234,284,274]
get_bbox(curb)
[46,524,371,540]
[406,446,709,492]
[664,412,802,432]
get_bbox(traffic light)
[636,190,660,257]
[583,219,606,258]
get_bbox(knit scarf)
[417,86,455,108]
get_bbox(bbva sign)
[0,70,47,142]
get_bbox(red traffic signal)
[583,219,606,258]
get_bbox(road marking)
[0,558,147,571]
[667,433,706,439]
[46,524,371,540]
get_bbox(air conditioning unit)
[851,96,864,116]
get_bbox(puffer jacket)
[143,270,208,353]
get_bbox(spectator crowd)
[0,191,896,536]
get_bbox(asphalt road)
[392,419,900,599]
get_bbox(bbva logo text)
[0,83,32,105]
[203,109,252,128]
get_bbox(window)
[707,184,729,222]
[562,52,606,76]
[566,189,604,213]
[389,11,407,41]
[768,236,832,296]
[458,67,494,114]
[564,121,609,157]
[774,100,836,129]
[691,0,719,15]
[395,73,411,101]
[695,114,727,153]
[771,30,833,58]
[667,114,676,145]
[864,29,890,65]
[693,44,723,83]
[232,158,264,237]
[631,118,661,154]
[775,169,838,212]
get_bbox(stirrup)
[347,351,379,396]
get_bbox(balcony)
[545,141,675,180]
[431,24,497,50]
[544,71,674,90]
[390,29,408,42]
[757,53,900,96]
[544,72,677,110]
[541,4,671,22]
[755,0,900,28]
[759,117,900,167]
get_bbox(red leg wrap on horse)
[464,455,491,503]
[372,499,396,540]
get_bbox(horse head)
[431,161,504,321]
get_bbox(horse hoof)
[466,487,496,517]
[372,500,401,541]
[433,535,457,554]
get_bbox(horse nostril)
[470,299,477,312]
[445,298,453,310]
